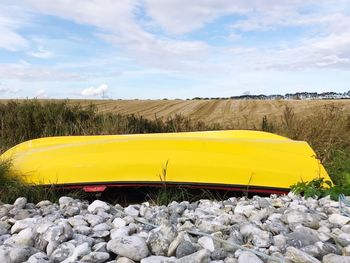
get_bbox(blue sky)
[1,0,350,99]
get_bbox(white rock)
[110,227,130,239]
[14,197,27,209]
[113,218,127,228]
[27,252,50,263]
[59,196,74,209]
[62,242,91,263]
[323,254,350,263]
[80,252,110,262]
[11,218,36,234]
[116,257,136,263]
[238,251,263,263]
[177,249,210,263]
[107,236,149,261]
[124,206,139,217]
[140,255,177,263]
[234,205,255,217]
[88,200,110,213]
[7,227,34,246]
[167,231,185,256]
[286,247,320,263]
[329,214,350,226]
[68,217,88,227]
[198,236,215,252]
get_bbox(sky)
[0,0,350,99]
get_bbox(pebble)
[107,236,149,261]
[0,194,349,262]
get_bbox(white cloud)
[27,46,54,59]
[0,64,84,81]
[0,85,21,94]
[80,84,108,97]
[35,88,47,98]
[23,0,211,72]
[0,9,29,51]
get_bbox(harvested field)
[2,99,350,127]
[64,99,350,127]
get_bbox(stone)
[140,255,177,263]
[7,227,34,247]
[251,230,272,248]
[329,214,350,226]
[86,214,104,227]
[63,206,80,217]
[113,218,127,228]
[93,242,107,252]
[198,236,215,252]
[314,241,341,257]
[0,222,10,235]
[177,249,211,263]
[147,223,176,256]
[11,218,36,234]
[107,236,149,261]
[36,200,52,208]
[68,216,88,227]
[234,205,255,217]
[50,242,75,262]
[0,245,38,263]
[322,254,350,263]
[27,252,51,263]
[116,257,136,263]
[124,205,139,217]
[80,252,110,262]
[59,197,74,209]
[211,248,227,260]
[336,233,350,247]
[88,200,110,213]
[286,228,320,248]
[167,231,185,256]
[237,251,263,263]
[176,241,197,258]
[285,247,320,263]
[74,225,91,236]
[14,197,27,209]
[273,234,286,249]
[62,242,91,263]
[43,222,73,243]
[281,210,304,225]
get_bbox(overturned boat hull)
[1,130,331,193]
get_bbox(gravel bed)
[1,192,350,263]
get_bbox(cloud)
[35,88,47,98]
[0,86,21,94]
[27,46,54,59]
[23,0,211,72]
[80,84,108,97]
[0,64,85,81]
[0,8,29,51]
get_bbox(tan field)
[65,99,350,127]
[2,99,350,127]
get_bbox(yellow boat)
[0,130,331,194]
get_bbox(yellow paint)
[1,130,331,189]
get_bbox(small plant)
[291,177,350,200]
